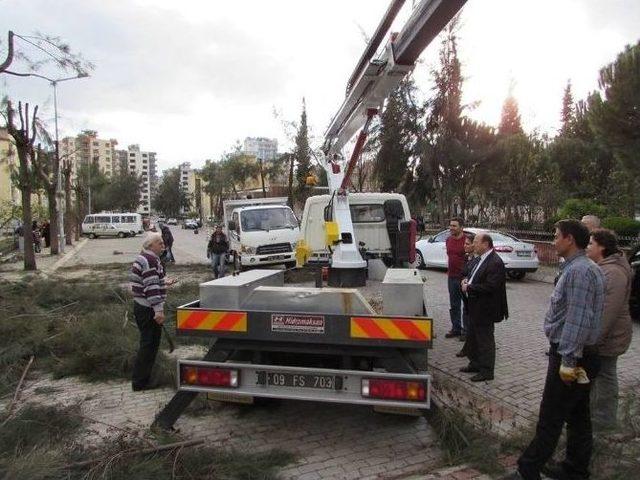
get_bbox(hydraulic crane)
[309,0,467,287]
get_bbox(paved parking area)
[6,228,640,478]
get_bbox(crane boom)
[308,0,467,287]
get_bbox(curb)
[43,238,89,275]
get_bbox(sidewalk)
[0,238,88,280]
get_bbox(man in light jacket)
[586,228,633,431]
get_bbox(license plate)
[517,251,530,257]
[266,255,286,260]
[256,371,342,390]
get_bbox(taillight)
[180,366,239,388]
[361,379,426,402]
[494,246,513,253]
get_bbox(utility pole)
[258,157,267,198]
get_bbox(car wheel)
[285,261,297,269]
[117,232,125,238]
[130,231,136,237]
[507,271,526,280]
[414,250,426,269]
[89,233,97,239]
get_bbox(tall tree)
[152,168,191,218]
[293,98,311,197]
[498,88,523,136]
[5,101,38,270]
[559,80,575,136]
[32,146,61,254]
[587,41,640,215]
[104,170,143,212]
[373,78,419,192]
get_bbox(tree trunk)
[47,188,59,254]
[21,188,36,271]
[258,158,267,198]
[65,177,73,245]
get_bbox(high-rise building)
[126,145,156,215]
[243,137,278,161]
[178,162,191,192]
[60,130,119,179]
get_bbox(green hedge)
[602,217,640,237]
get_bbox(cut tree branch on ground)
[64,438,204,470]
[1,355,35,426]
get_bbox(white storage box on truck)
[223,198,300,269]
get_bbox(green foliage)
[588,41,640,176]
[602,217,640,237]
[153,168,191,218]
[373,78,419,192]
[294,98,311,195]
[498,92,523,136]
[557,198,608,220]
[0,404,84,453]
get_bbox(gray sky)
[1,0,639,172]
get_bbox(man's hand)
[559,365,578,384]
[461,279,469,293]
[154,311,165,325]
[165,277,177,287]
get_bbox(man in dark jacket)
[207,225,229,278]
[159,223,175,263]
[461,232,508,382]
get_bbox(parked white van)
[300,192,411,265]
[82,213,143,238]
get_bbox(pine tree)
[294,98,311,194]
[559,80,575,136]
[498,86,523,136]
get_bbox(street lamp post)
[30,72,88,254]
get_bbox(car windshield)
[241,208,298,232]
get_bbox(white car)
[166,218,178,225]
[414,227,539,280]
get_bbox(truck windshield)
[241,208,298,232]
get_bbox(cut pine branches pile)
[0,278,204,397]
[0,404,294,479]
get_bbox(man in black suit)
[460,233,508,382]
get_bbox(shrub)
[602,216,640,238]
[557,198,608,221]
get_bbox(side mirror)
[428,236,434,243]
[228,221,236,231]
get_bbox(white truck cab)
[300,192,411,265]
[224,198,300,269]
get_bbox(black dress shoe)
[132,383,159,392]
[455,350,467,358]
[499,471,526,480]
[459,365,480,373]
[470,373,494,382]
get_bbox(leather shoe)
[499,471,526,480]
[459,365,479,373]
[445,330,461,338]
[540,462,588,480]
[470,373,494,382]
[132,383,159,392]
[455,350,467,358]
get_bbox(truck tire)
[117,232,126,238]
[89,233,97,239]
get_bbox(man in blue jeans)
[207,225,229,279]
[445,217,466,338]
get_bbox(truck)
[223,197,300,270]
[153,0,467,430]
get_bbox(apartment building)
[126,145,157,215]
[243,137,278,161]
[0,128,19,205]
[60,130,119,179]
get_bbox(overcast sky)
[1,0,638,172]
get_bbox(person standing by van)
[207,225,229,279]
[445,217,466,338]
[159,222,175,264]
